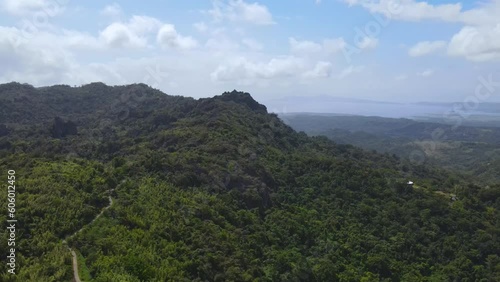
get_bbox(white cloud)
[100,3,122,18]
[3,13,196,52]
[342,0,462,22]
[408,40,446,57]
[211,56,305,83]
[60,30,103,50]
[458,1,500,26]
[344,0,500,27]
[127,16,162,34]
[1,0,64,16]
[100,22,147,48]
[303,61,333,78]
[447,25,500,62]
[0,27,78,85]
[343,0,500,62]
[417,69,434,77]
[289,37,346,55]
[358,36,378,50]
[99,16,162,49]
[157,24,198,50]
[196,25,242,52]
[289,37,322,53]
[208,0,275,25]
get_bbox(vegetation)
[283,113,500,184]
[0,82,499,281]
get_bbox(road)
[63,192,114,282]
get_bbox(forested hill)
[282,113,500,184]
[0,82,499,281]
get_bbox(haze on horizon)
[1,0,500,107]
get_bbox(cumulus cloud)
[60,30,103,50]
[1,0,65,16]
[0,26,78,85]
[457,0,500,26]
[302,61,333,78]
[342,0,462,22]
[0,11,202,88]
[344,0,500,27]
[207,0,275,25]
[357,37,378,49]
[408,40,446,57]
[157,24,198,50]
[127,16,163,34]
[447,1,500,62]
[100,23,147,48]
[343,0,500,62]
[99,16,162,48]
[289,37,322,53]
[289,37,346,55]
[447,24,500,62]
[211,56,305,82]
[11,14,182,51]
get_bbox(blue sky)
[1,0,499,109]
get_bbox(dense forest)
[0,82,499,281]
[283,114,500,185]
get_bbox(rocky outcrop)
[217,90,268,113]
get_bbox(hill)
[283,113,500,184]
[0,83,499,281]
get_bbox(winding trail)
[63,190,114,282]
[69,249,80,282]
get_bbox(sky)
[0,0,500,108]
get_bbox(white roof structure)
[407,181,414,185]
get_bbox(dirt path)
[70,249,81,282]
[63,192,114,282]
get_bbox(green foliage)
[0,83,499,281]
[284,113,500,184]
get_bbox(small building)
[407,181,414,186]
[450,194,458,202]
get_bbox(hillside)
[0,83,499,281]
[283,113,500,184]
